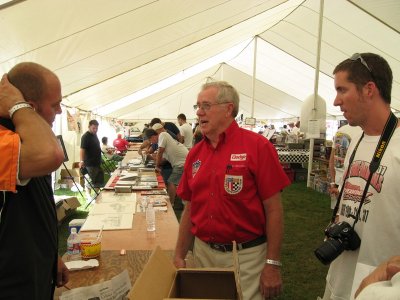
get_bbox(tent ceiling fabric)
[0,0,399,121]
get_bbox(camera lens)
[314,238,345,265]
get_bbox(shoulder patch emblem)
[192,160,201,177]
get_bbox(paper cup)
[80,241,101,259]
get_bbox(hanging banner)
[307,119,320,138]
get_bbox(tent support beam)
[251,36,258,118]
[307,0,324,188]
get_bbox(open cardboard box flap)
[128,246,176,300]
[128,246,242,300]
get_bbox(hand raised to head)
[0,74,25,119]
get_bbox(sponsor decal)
[192,160,201,177]
[224,175,243,194]
[230,153,247,161]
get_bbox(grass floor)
[57,181,331,299]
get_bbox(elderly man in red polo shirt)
[173,81,291,300]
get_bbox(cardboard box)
[60,168,84,187]
[69,218,86,233]
[54,196,81,222]
[128,246,242,300]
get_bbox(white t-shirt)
[179,123,193,149]
[323,128,400,300]
[158,132,188,167]
[101,144,113,159]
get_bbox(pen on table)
[64,284,71,290]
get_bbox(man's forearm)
[263,194,283,261]
[16,109,64,179]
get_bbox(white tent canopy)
[1,0,399,122]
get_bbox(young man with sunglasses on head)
[173,81,291,300]
[320,53,400,300]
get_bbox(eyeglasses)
[350,53,372,73]
[193,102,231,111]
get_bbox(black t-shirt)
[164,122,180,137]
[81,131,102,167]
[0,119,58,300]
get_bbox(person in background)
[148,124,188,207]
[328,123,362,209]
[149,117,182,143]
[177,113,193,150]
[113,133,129,154]
[0,62,69,299]
[286,122,300,143]
[320,53,400,300]
[173,81,291,300]
[79,120,104,201]
[355,255,400,299]
[101,136,123,162]
[192,122,203,145]
[147,119,181,203]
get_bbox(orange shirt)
[0,125,19,192]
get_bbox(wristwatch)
[9,102,33,119]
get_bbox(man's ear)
[364,81,376,97]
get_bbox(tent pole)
[251,36,258,119]
[307,0,324,188]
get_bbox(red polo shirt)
[113,137,129,152]
[177,121,291,244]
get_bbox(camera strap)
[331,112,398,224]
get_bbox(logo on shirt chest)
[192,160,201,177]
[230,153,247,161]
[224,175,243,194]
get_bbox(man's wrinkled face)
[195,87,232,138]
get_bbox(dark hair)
[145,128,158,139]
[177,113,186,121]
[149,118,162,127]
[101,137,108,144]
[333,53,392,104]
[8,62,51,104]
[89,120,99,126]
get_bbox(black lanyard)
[331,112,398,225]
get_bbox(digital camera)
[314,221,361,265]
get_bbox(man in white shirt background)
[177,113,193,150]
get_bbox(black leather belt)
[208,235,266,252]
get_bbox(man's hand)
[56,257,69,287]
[259,264,282,299]
[173,256,186,269]
[0,74,25,118]
[355,256,400,298]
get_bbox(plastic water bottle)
[67,227,81,255]
[146,203,156,232]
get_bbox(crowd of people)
[1,51,399,300]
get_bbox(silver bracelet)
[265,259,282,267]
[9,102,33,119]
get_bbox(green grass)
[56,188,89,254]
[277,181,331,299]
[56,181,331,299]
